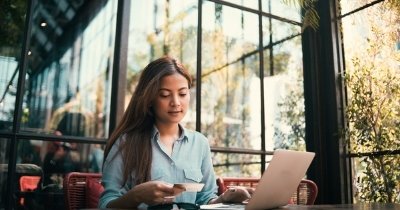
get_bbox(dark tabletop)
[80,203,400,210]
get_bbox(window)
[340,0,400,203]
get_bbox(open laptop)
[201,149,315,210]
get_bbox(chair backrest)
[216,177,318,205]
[20,176,41,192]
[19,175,41,206]
[63,172,102,210]
[216,177,259,196]
[291,179,318,205]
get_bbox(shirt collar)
[151,124,188,142]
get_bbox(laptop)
[201,149,315,210]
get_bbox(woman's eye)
[160,94,169,98]
[179,93,187,97]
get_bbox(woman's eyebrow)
[159,87,189,91]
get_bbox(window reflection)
[15,138,104,209]
[20,0,118,138]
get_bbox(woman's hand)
[210,186,254,204]
[131,181,178,205]
[107,180,182,208]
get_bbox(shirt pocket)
[152,169,165,181]
[183,169,203,183]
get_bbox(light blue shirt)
[99,125,218,208]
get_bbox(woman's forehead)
[159,74,189,89]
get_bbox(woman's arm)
[106,181,176,208]
[100,137,179,208]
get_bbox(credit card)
[173,183,204,192]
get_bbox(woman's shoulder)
[108,134,127,150]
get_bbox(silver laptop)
[201,149,315,210]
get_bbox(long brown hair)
[104,56,192,185]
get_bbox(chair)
[19,175,41,205]
[216,177,318,205]
[216,177,260,196]
[291,179,318,205]
[1,164,44,207]
[63,172,103,210]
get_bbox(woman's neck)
[155,123,180,141]
[155,123,180,156]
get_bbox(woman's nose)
[170,95,181,106]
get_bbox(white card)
[173,183,204,192]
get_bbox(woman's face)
[152,73,190,125]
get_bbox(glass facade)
[0,0,115,208]
[125,0,305,178]
[20,0,117,138]
[0,0,27,132]
[2,0,398,209]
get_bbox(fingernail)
[229,188,236,192]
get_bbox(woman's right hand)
[107,180,184,208]
[130,181,177,206]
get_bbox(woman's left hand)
[210,186,254,204]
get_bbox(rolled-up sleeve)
[98,137,130,208]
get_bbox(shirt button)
[171,162,174,166]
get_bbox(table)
[81,203,400,210]
[280,203,400,209]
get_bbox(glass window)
[263,18,301,44]
[223,0,259,11]
[341,1,400,203]
[0,138,10,208]
[128,0,198,130]
[263,37,305,151]
[340,0,377,15]
[0,1,27,132]
[202,2,261,150]
[262,0,301,23]
[213,153,263,177]
[20,0,118,138]
[15,138,104,209]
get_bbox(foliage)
[0,0,26,57]
[344,20,400,202]
[387,0,400,15]
[282,0,319,31]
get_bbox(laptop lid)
[245,149,315,210]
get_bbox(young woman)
[99,56,251,209]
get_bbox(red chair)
[292,179,318,205]
[216,177,259,196]
[19,175,41,205]
[216,177,318,205]
[63,172,103,210]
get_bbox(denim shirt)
[99,125,218,208]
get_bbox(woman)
[99,56,251,209]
